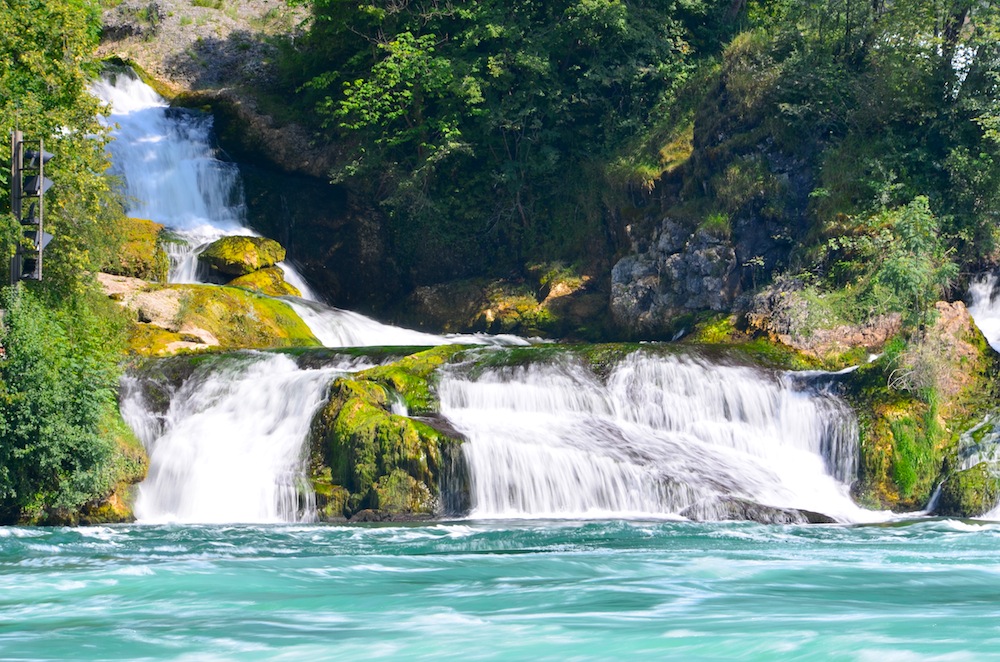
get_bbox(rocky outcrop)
[198,235,285,277]
[98,0,335,179]
[97,273,318,355]
[308,346,467,521]
[611,222,740,334]
[935,463,1000,518]
[747,280,902,362]
[844,300,1000,511]
[397,267,608,339]
[101,217,170,282]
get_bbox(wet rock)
[198,235,286,277]
[611,223,740,333]
[934,463,1000,518]
[682,497,836,524]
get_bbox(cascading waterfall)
[97,67,876,525]
[968,272,1000,352]
[120,354,355,523]
[92,69,526,349]
[440,352,878,522]
[91,73,245,282]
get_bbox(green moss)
[698,212,732,239]
[128,285,318,356]
[226,266,302,297]
[357,345,466,414]
[309,372,459,519]
[936,463,1000,518]
[198,236,287,277]
[179,285,317,348]
[102,217,169,282]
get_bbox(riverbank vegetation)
[0,0,147,523]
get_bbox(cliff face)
[99,0,334,179]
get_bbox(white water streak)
[969,273,1000,353]
[441,353,878,522]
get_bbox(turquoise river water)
[3,519,1000,660]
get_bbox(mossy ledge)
[842,303,1000,513]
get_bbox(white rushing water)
[441,352,879,522]
[99,68,874,525]
[92,69,524,348]
[968,272,1000,352]
[120,354,355,523]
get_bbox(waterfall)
[439,352,875,522]
[120,354,352,524]
[968,272,1000,352]
[91,73,245,282]
[92,69,526,348]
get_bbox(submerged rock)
[681,497,836,525]
[198,235,286,277]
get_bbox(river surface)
[2,519,999,660]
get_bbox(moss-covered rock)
[227,266,302,297]
[396,269,608,340]
[936,463,1000,518]
[844,302,1000,510]
[355,345,466,414]
[102,217,169,282]
[308,346,468,520]
[124,284,318,355]
[198,236,286,277]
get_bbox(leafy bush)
[824,197,957,322]
[0,286,136,523]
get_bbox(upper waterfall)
[93,68,526,348]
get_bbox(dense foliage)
[277,0,739,283]
[0,0,140,523]
[0,287,140,524]
[700,0,1000,301]
[273,0,1000,315]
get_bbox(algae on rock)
[936,463,1000,518]
[198,235,286,277]
[102,217,169,283]
[227,266,302,297]
[308,347,467,520]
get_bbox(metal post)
[36,138,42,282]
[9,130,22,286]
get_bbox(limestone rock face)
[198,236,286,277]
[611,221,739,333]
